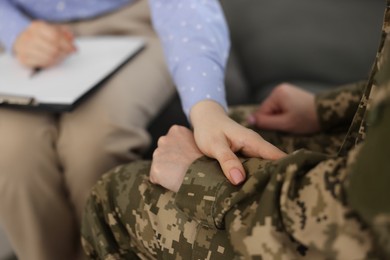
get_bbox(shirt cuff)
[173,56,228,118]
[0,7,31,53]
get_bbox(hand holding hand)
[190,100,286,185]
[150,125,203,192]
[13,21,76,68]
[249,83,320,134]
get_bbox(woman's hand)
[190,100,286,185]
[249,83,320,134]
[13,21,76,68]
[150,125,203,192]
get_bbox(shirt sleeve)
[148,0,230,118]
[0,1,31,53]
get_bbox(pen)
[30,67,42,78]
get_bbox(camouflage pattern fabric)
[81,1,390,259]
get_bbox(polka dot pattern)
[149,0,229,118]
[0,0,230,119]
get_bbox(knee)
[58,125,148,195]
[80,168,129,258]
[84,161,151,211]
[0,113,57,178]
[59,120,151,166]
[0,158,57,215]
[0,143,50,194]
[82,169,119,217]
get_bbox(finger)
[212,142,246,185]
[257,90,281,114]
[57,37,75,54]
[241,132,286,160]
[58,33,77,53]
[57,26,77,52]
[254,113,290,132]
[58,25,74,40]
[32,33,72,65]
[17,46,58,68]
[35,23,59,43]
[59,26,76,48]
[49,32,75,56]
[247,95,279,126]
[29,47,67,67]
[36,25,73,55]
[31,34,61,55]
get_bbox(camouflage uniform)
[81,1,390,259]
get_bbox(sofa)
[144,0,385,158]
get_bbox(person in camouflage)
[81,1,390,259]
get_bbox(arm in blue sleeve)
[148,0,230,118]
[0,1,31,53]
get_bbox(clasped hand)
[150,125,203,192]
[150,84,320,192]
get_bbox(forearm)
[174,150,328,229]
[174,156,276,229]
[0,1,31,52]
[174,156,233,228]
[148,0,230,118]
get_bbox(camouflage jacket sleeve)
[174,153,328,230]
[315,81,366,132]
[174,156,232,228]
[175,150,377,259]
[174,156,274,229]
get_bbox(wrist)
[190,100,227,128]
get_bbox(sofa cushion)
[221,0,385,102]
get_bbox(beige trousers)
[0,1,174,259]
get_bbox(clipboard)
[0,36,145,112]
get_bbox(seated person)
[81,1,390,258]
[0,0,175,259]
[145,0,384,159]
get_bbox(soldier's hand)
[249,83,320,134]
[190,100,286,186]
[13,20,76,68]
[150,125,203,192]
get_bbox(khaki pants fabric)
[0,1,174,259]
[81,1,390,259]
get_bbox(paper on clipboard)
[0,36,144,111]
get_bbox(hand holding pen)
[13,20,77,70]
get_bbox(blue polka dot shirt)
[0,0,229,118]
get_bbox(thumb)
[212,142,246,185]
